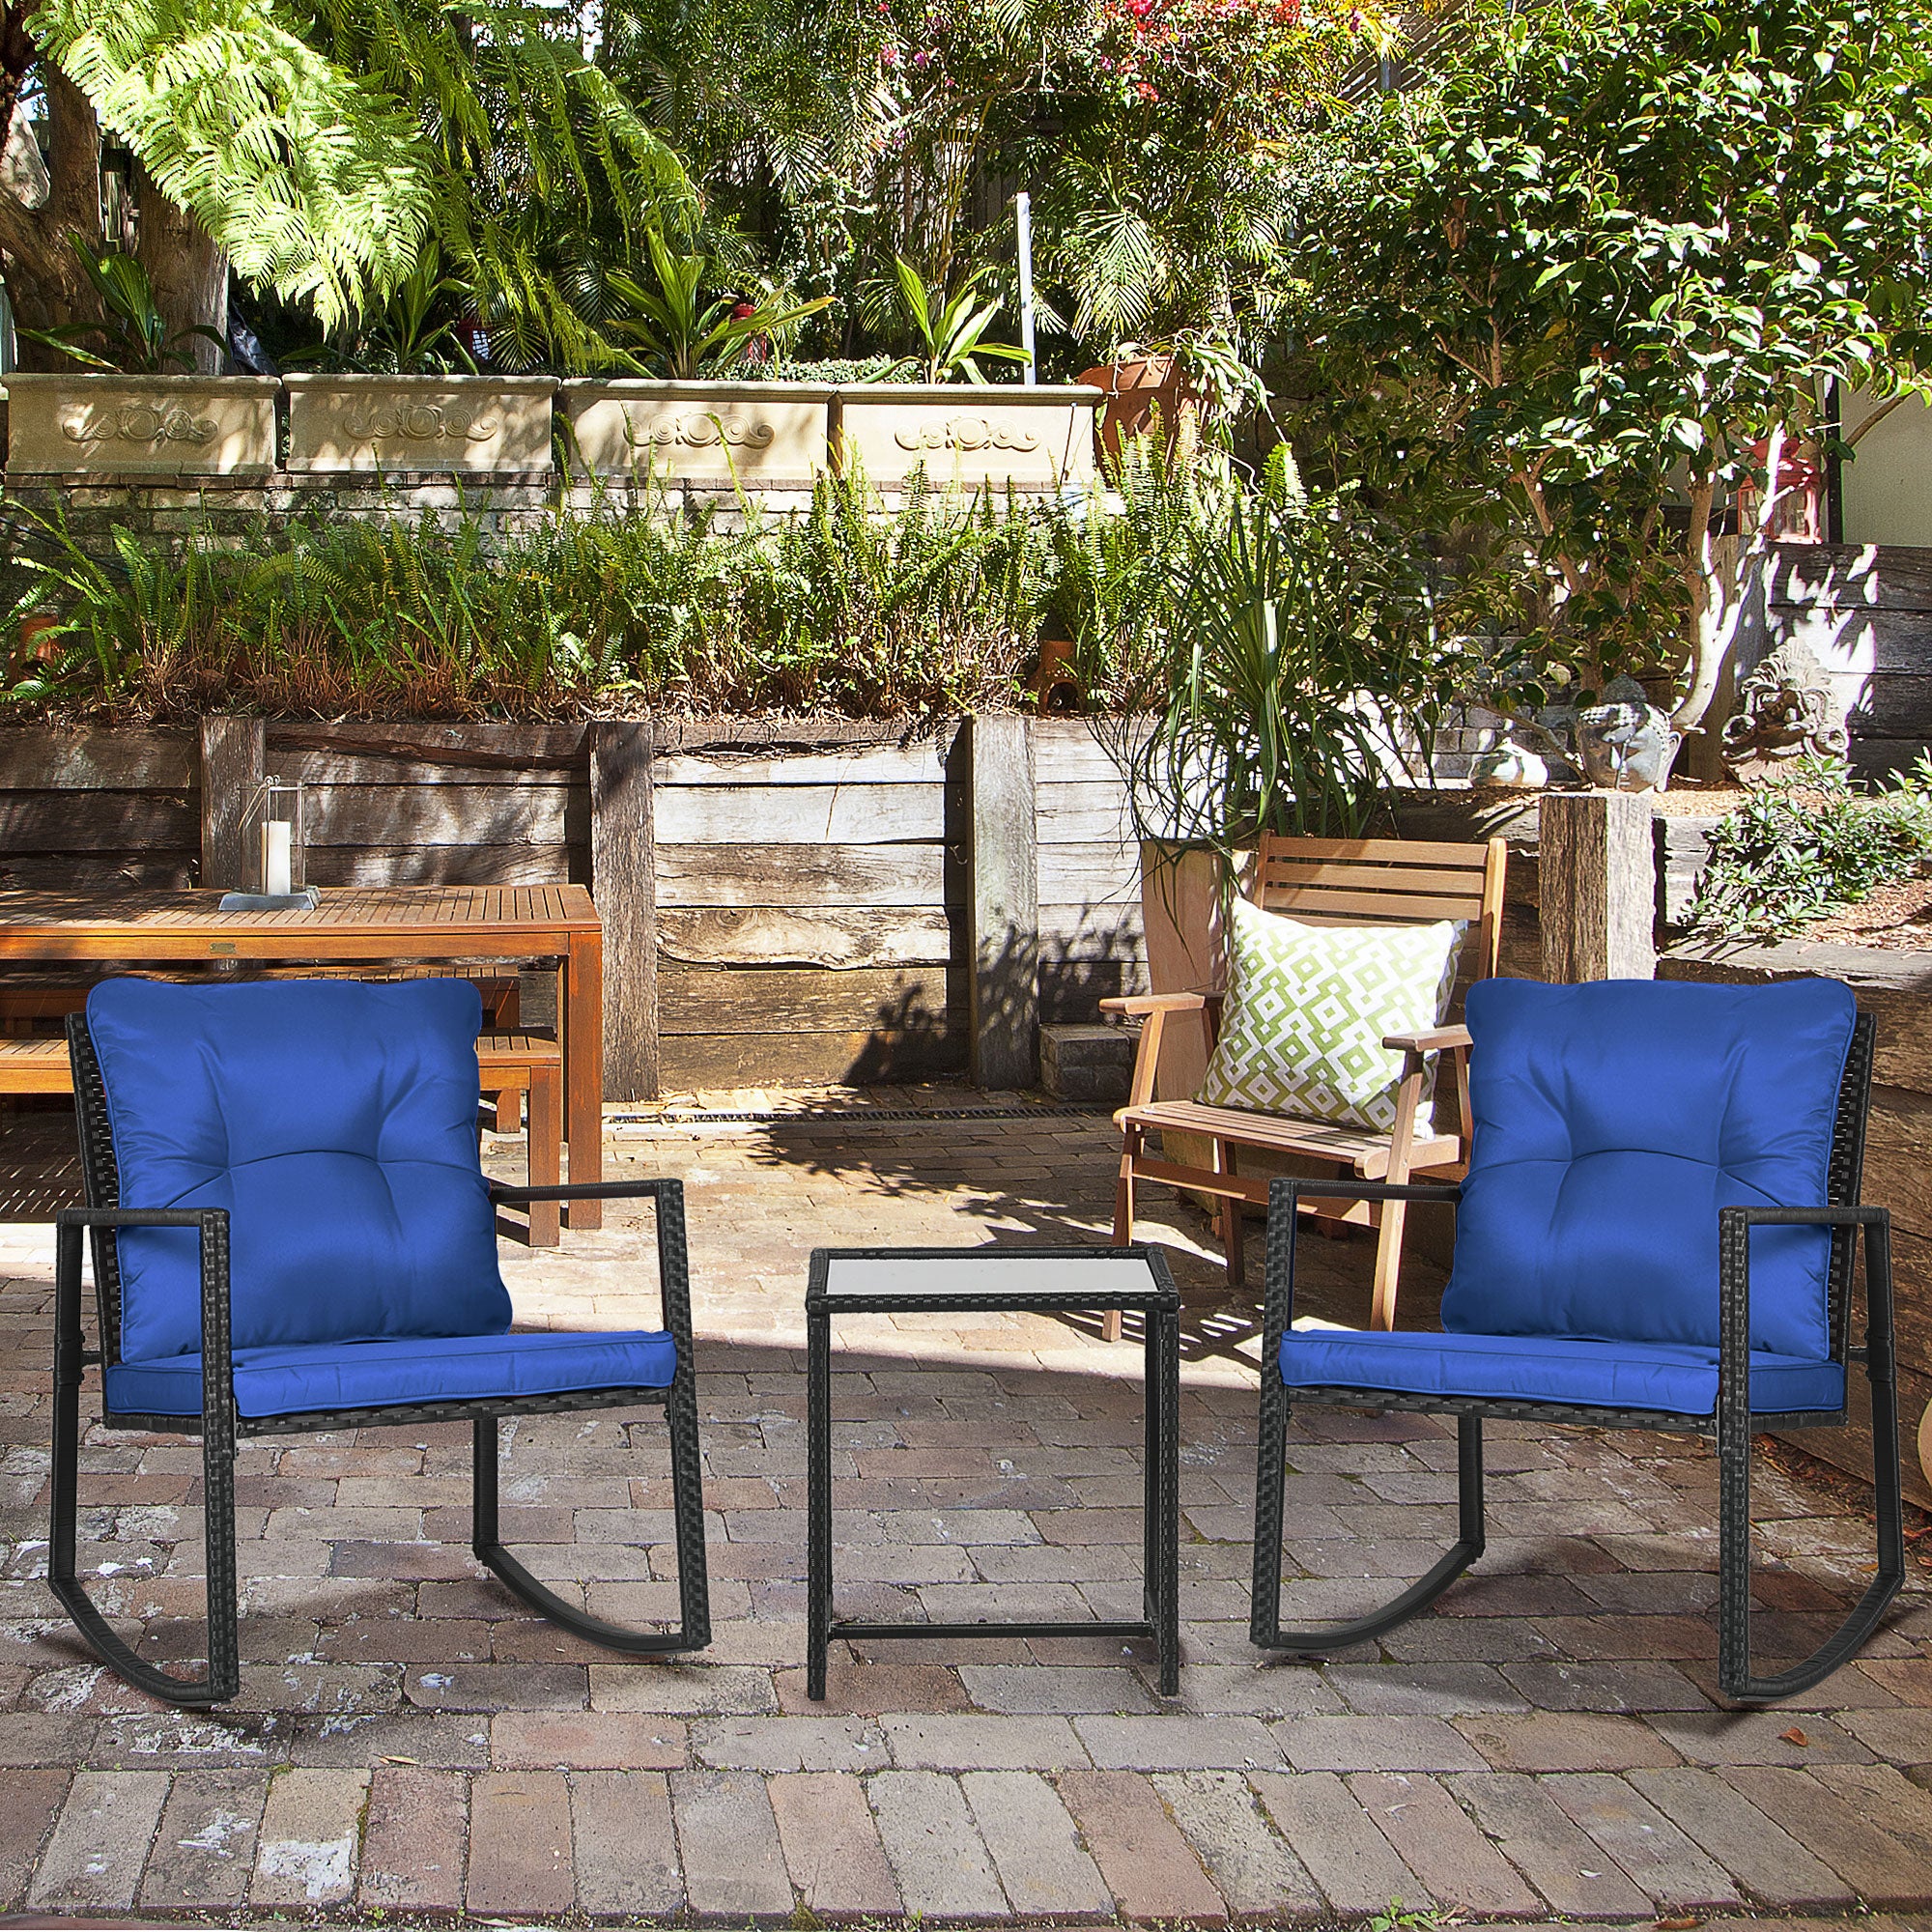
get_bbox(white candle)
[262,819,293,897]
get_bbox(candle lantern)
[218,776,319,910]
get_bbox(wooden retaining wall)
[1035,723,1144,1023]
[650,721,967,1090]
[0,715,1135,1099]
[0,730,197,891]
[1764,542,1932,781]
[267,721,589,889]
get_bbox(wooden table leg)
[563,932,604,1229]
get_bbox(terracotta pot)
[14,612,60,672]
[1137,839,1248,1207]
[1030,638,1083,711]
[1077,355,1199,462]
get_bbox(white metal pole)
[1015,191,1037,386]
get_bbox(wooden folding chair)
[1102,834,1507,1336]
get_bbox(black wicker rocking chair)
[1251,980,1904,1707]
[52,980,709,1708]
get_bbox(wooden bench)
[0,1030,565,1247]
[477,1032,563,1247]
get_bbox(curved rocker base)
[49,1573,240,1708]
[474,1539,706,1655]
[1252,1410,1488,1655]
[1252,1536,1484,1656]
[471,1415,709,1657]
[1724,1566,1902,1705]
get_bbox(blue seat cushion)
[1280,1328,1843,1416]
[87,978,509,1364]
[1443,978,1855,1362]
[105,1328,678,1420]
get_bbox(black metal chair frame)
[1250,1011,1904,1705]
[806,1242,1182,1698]
[51,1014,710,1708]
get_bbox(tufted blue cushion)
[1280,1327,1844,1416]
[1440,977,1855,1363]
[104,1328,677,1420]
[88,978,510,1365]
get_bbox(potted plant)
[561,229,838,487]
[6,243,276,477]
[838,259,1100,489]
[1113,455,1459,1098]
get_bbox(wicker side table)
[806,1244,1181,1698]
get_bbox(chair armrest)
[1381,1025,1472,1055]
[1716,1203,1894,1406]
[1100,992,1210,1018]
[491,1179,697,1359]
[54,1207,234,1419]
[1260,1175,1463,1357]
[488,1179,677,1206]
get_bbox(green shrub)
[0,468,1077,722]
[1687,755,1932,942]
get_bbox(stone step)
[1040,1022,1133,1104]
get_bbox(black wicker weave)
[806,1243,1182,1698]
[1250,1012,1903,1704]
[52,1014,710,1708]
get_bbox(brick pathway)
[2,1092,1929,1925]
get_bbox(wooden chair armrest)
[1101,992,1210,1019]
[1381,1025,1472,1055]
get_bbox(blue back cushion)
[88,978,510,1364]
[1442,978,1855,1361]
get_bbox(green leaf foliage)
[887,257,1030,384]
[35,0,434,330]
[1115,453,1464,846]
[1286,0,1932,720]
[19,239,229,372]
[302,0,696,366]
[1687,754,1932,942]
[605,230,832,380]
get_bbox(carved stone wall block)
[562,382,832,484]
[283,375,557,475]
[5,375,279,476]
[835,384,1101,489]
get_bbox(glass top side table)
[806,1243,1181,1699]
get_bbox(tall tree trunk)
[0,63,106,366]
[133,162,227,373]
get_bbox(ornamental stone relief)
[62,404,218,447]
[625,412,778,451]
[343,400,498,443]
[893,415,1040,454]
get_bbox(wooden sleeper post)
[1538,789,1657,982]
[591,719,658,1103]
[199,717,267,891]
[968,713,1039,1090]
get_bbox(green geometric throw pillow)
[1196,900,1466,1133]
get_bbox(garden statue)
[1573,675,1683,792]
[1720,639,1849,774]
[1467,741,1550,788]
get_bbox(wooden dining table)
[0,883,607,1228]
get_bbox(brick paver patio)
[2,1090,1930,1924]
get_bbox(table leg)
[808,1304,832,1701]
[1157,1304,1180,1695]
[562,933,604,1230]
[1142,1309,1159,1633]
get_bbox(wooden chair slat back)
[1249,833,1507,983]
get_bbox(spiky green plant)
[1120,452,1461,847]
